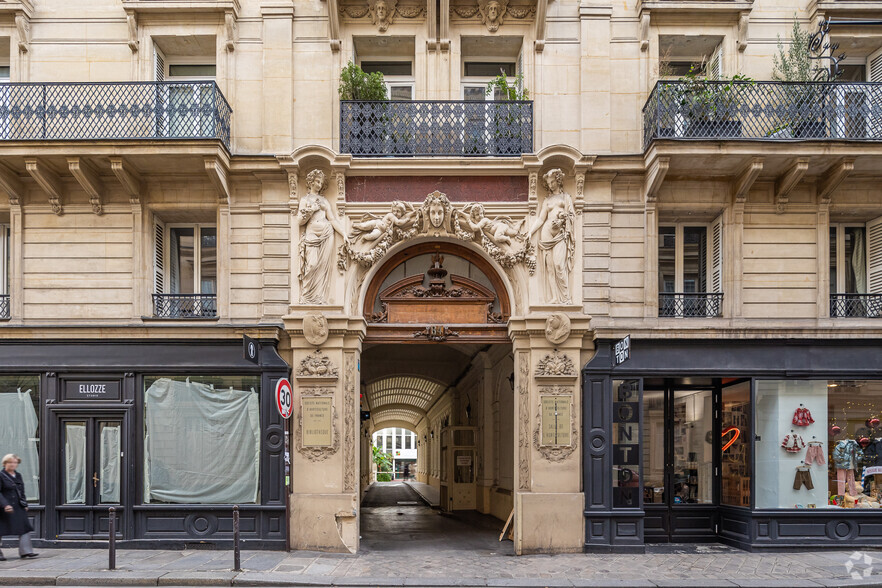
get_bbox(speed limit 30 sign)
[275,378,293,419]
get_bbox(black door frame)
[50,407,132,541]
[643,379,722,542]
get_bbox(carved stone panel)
[533,386,578,462]
[296,387,340,462]
[535,349,576,377]
[296,349,339,379]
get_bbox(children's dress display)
[781,434,806,453]
[792,407,815,426]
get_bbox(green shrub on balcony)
[485,72,529,155]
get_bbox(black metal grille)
[830,294,882,318]
[0,295,9,319]
[0,82,231,148]
[643,81,882,149]
[340,100,533,157]
[659,293,723,318]
[153,294,217,319]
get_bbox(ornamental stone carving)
[535,349,576,377]
[517,352,531,491]
[478,0,507,31]
[298,169,348,305]
[529,168,575,304]
[303,311,329,346]
[296,349,339,379]
[339,191,535,274]
[544,313,571,345]
[295,387,340,462]
[532,385,578,462]
[368,0,397,30]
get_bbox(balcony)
[340,100,533,157]
[0,295,8,320]
[0,82,231,149]
[153,294,217,319]
[830,294,882,318]
[659,292,723,318]
[643,81,882,149]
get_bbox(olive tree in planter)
[339,61,389,155]
[770,19,827,139]
[678,66,753,139]
[484,72,530,155]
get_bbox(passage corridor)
[360,482,513,555]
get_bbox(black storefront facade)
[584,338,882,552]
[0,339,289,549]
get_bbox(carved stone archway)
[361,241,513,344]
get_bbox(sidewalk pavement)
[404,480,440,507]
[3,544,882,587]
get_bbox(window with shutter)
[153,46,165,82]
[708,43,723,80]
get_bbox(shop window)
[613,379,641,508]
[830,221,882,317]
[658,220,723,317]
[143,375,260,504]
[722,381,751,507]
[153,221,217,318]
[755,380,882,509]
[0,376,41,501]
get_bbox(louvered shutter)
[710,215,723,294]
[866,49,882,138]
[153,221,165,295]
[867,217,882,306]
[153,46,167,137]
[153,46,165,81]
[708,43,723,80]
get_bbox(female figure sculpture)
[298,169,348,304]
[529,168,575,304]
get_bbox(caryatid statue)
[529,168,576,304]
[298,169,348,305]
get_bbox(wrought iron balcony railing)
[0,295,9,319]
[643,81,882,149]
[659,292,723,318]
[153,293,217,319]
[830,294,882,318]
[340,100,533,157]
[0,82,231,148]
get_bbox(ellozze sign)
[64,381,121,401]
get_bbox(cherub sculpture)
[457,203,524,246]
[349,200,418,244]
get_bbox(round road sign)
[275,378,293,419]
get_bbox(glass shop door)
[56,416,126,540]
[643,382,719,542]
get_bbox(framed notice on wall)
[301,396,333,447]
[540,394,572,446]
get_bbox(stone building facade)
[1,0,882,556]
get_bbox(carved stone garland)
[343,353,356,492]
[535,349,576,377]
[532,385,578,462]
[517,351,531,491]
[295,387,340,462]
[339,191,536,275]
[297,349,340,379]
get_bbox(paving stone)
[57,570,161,586]
[485,579,573,587]
[652,581,738,587]
[233,573,342,587]
[731,581,826,588]
[0,570,60,586]
[158,571,238,586]
[570,581,655,588]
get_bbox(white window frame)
[0,223,8,295]
[0,58,11,141]
[158,222,217,295]
[658,218,723,317]
[831,223,866,295]
[153,47,217,138]
[357,59,414,100]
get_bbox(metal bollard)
[232,505,241,572]
[108,507,116,571]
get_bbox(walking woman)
[0,454,38,560]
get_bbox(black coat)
[0,470,33,537]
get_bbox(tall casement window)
[658,218,723,317]
[153,221,217,318]
[153,43,217,138]
[830,219,882,317]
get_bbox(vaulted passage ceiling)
[361,343,487,429]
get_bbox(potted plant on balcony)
[485,71,530,155]
[771,19,826,139]
[678,65,753,138]
[338,61,388,155]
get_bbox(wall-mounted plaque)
[540,394,572,446]
[63,381,121,401]
[301,396,333,447]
